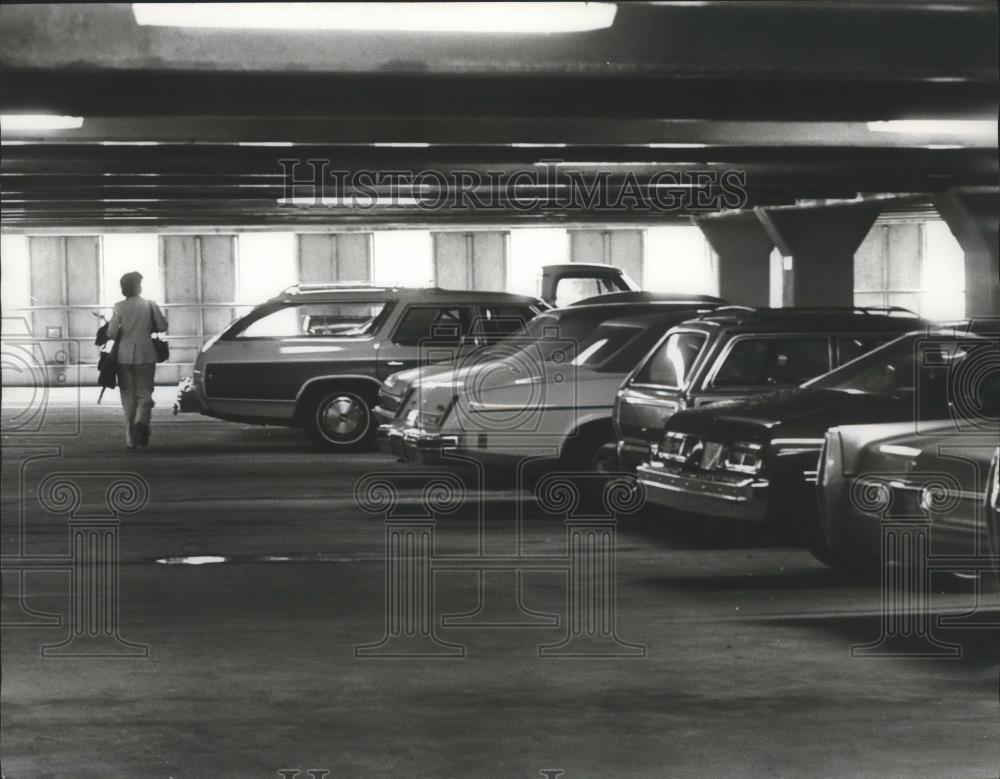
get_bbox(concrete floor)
[2,388,998,779]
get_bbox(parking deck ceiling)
[1,1,997,229]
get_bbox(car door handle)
[387,361,404,366]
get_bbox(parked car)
[989,449,1000,581]
[174,283,546,449]
[615,306,925,473]
[373,291,725,426]
[377,301,723,471]
[636,325,999,558]
[540,263,639,307]
[571,290,724,307]
[817,420,999,572]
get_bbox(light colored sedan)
[378,307,714,473]
[817,419,999,573]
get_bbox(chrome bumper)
[376,424,457,464]
[617,440,652,473]
[636,462,769,522]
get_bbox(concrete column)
[756,204,881,308]
[932,189,1000,317]
[694,212,773,307]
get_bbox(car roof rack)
[697,305,920,320]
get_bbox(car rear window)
[711,336,831,388]
[633,331,707,388]
[230,301,391,339]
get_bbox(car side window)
[712,336,831,388]
[232,302,390,339]
[471,305,535,344]
[392,306,473,347]
[837,335,890,365]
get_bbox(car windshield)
[492,311,611,362]
[568,323,648,372]
[804,331,999,419]
[632,330,707,388]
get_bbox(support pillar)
[693,212,774,307]
[755,203,881,308]
[932,189,1000,318]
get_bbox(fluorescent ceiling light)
[1,114,84,131]
[372,142,431,148]
[278,196,426,207]
[133,3,617,33]
[646,143,708,149]
[511,143,569,148]
[237,141,295,147]
[867,120,997,136]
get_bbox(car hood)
[665,388,910,444]
[382,362,452,398]
[464,366,625,412]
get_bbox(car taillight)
[722,442,763,475]
[657,432,692,463]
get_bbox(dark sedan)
[636,324,1000,558]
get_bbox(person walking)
[106,271,168,449]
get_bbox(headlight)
[722,442,763,475]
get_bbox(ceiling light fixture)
[278,196,426,207]
[372,142,431,148]
[867,120,997,136]
[1,114,84,131]
[133,3,617,33]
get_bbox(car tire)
[304,388,375,451]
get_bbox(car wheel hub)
[319,396,366,440]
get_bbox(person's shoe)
[134,422,150,447]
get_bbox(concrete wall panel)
[162,235,198,304]
[336,233,371,281]
[434,233,468,288]
[298,234,335,282]
[28,237,65,341]
[569,230,606,265]
[472,232,506,291]
[200,236,236,303]
[610,230,643,284]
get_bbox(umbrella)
[94,315,118,404]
